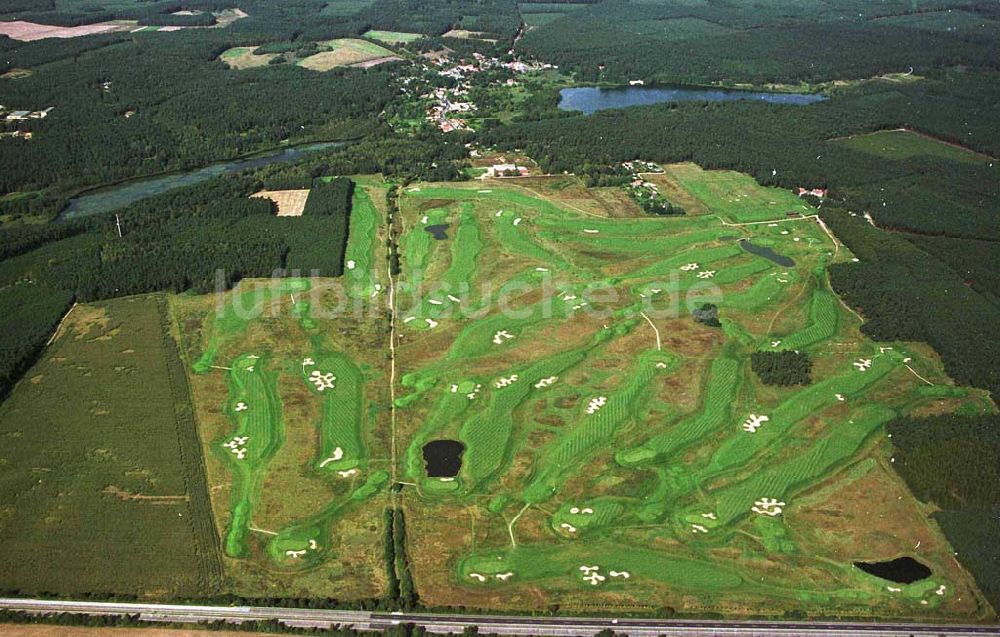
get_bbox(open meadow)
[297,39,399,71]
[386,170,993,619]
[0,294,221,597]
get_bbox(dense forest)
[887,413,1000,610]
[519,0,1000,84]
[751,351,812,386]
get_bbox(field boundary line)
[45,302,77,346]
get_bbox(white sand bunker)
[579,565,606,586]
[319,447,344,467]
[887,586,901,593]
[224,436,249,460]
[691,524,709,534]
[495,374,519,388]
[771,340,782,348]
[742,414,769,433]
[421,215,429,224]
[448,294,461,303]
[337,469,357,478]
[655,362,668,369]
[936,585,946,595]
[403,316,416,324]
[235,402,248,412]
[469,573,487,582]
[585,396,607,415]
[310,370,337,391]
[302,357,315,366]
[680,263,700,271]
[568,507,593,515]
[535,267,548,272]
[495,572,513,581]
[835,393,845,401]
[701,512,717,520]
[493,330,514,345]
[513,218,523,226]
[609,571,629,579]
[583,229,599,234]
[534,376,558,389]
[347,260,356,270]
[752,497,786,517]
[425,318,439,328]
[697,270,717,279]
[560,522,577,533]
[286,550,307,558]
[462,384,482,400]
[561,293,577,301]
[428,299,443,305]
[853,358,873,372]
[309,539,319,550]
[495,210,504,217]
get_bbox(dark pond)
[422,439,464,478]
[558,86,827,115]
[854,557,932,584]
[424,223,451,240]
[739,239,796,267]
[61,141,346,220]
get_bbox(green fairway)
[391,176,989,618]
[364,29,423,43]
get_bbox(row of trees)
[383,507,418,610]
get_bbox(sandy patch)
[0,20,134,41]
[442,29,497,42]
[251,189,310,216]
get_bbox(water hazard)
[422,439,464,478]
[424,223,451,240]
[739,239,796,267]
[854,557,932,584]
[558,86,827,115]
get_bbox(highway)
[2,598,999,636]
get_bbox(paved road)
[1,598,998,636]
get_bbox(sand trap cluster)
[853,358,873,372]
[494,374,519,388]
[579,565,604,585]
[224,436,249,460]
[493,330,514,345]
[451,382,482,400]
[302,357,315,367]
[569,506,593,515]
[560,522,577,533]
[697,270,717,279]
[534,376,558,389]
[347,260,356,270]
[752,497,786,516]
[235,402,248,412]
[561,293,577,301]
[570,300,589,311]
[680,263,700,271]
[319,447,344,467]
[691,524,709,533]
[742,414,769,433]
[585,396,607,415]
[309,370,337,391]
[286,550,307,558]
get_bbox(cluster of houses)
[624,160,665,195]
[421,50,555,133]
[796,187,828,198]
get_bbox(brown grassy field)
[251,190,310,217]
[219,47,278,70]
[0,20,133,41]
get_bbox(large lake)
[61,141,346,220]
[558,86,827,115]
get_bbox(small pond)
[739,239,796,267]
[854,557,932,584]
[558,86,827,115]
[422,439,465,478]
[424,223,451,240]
